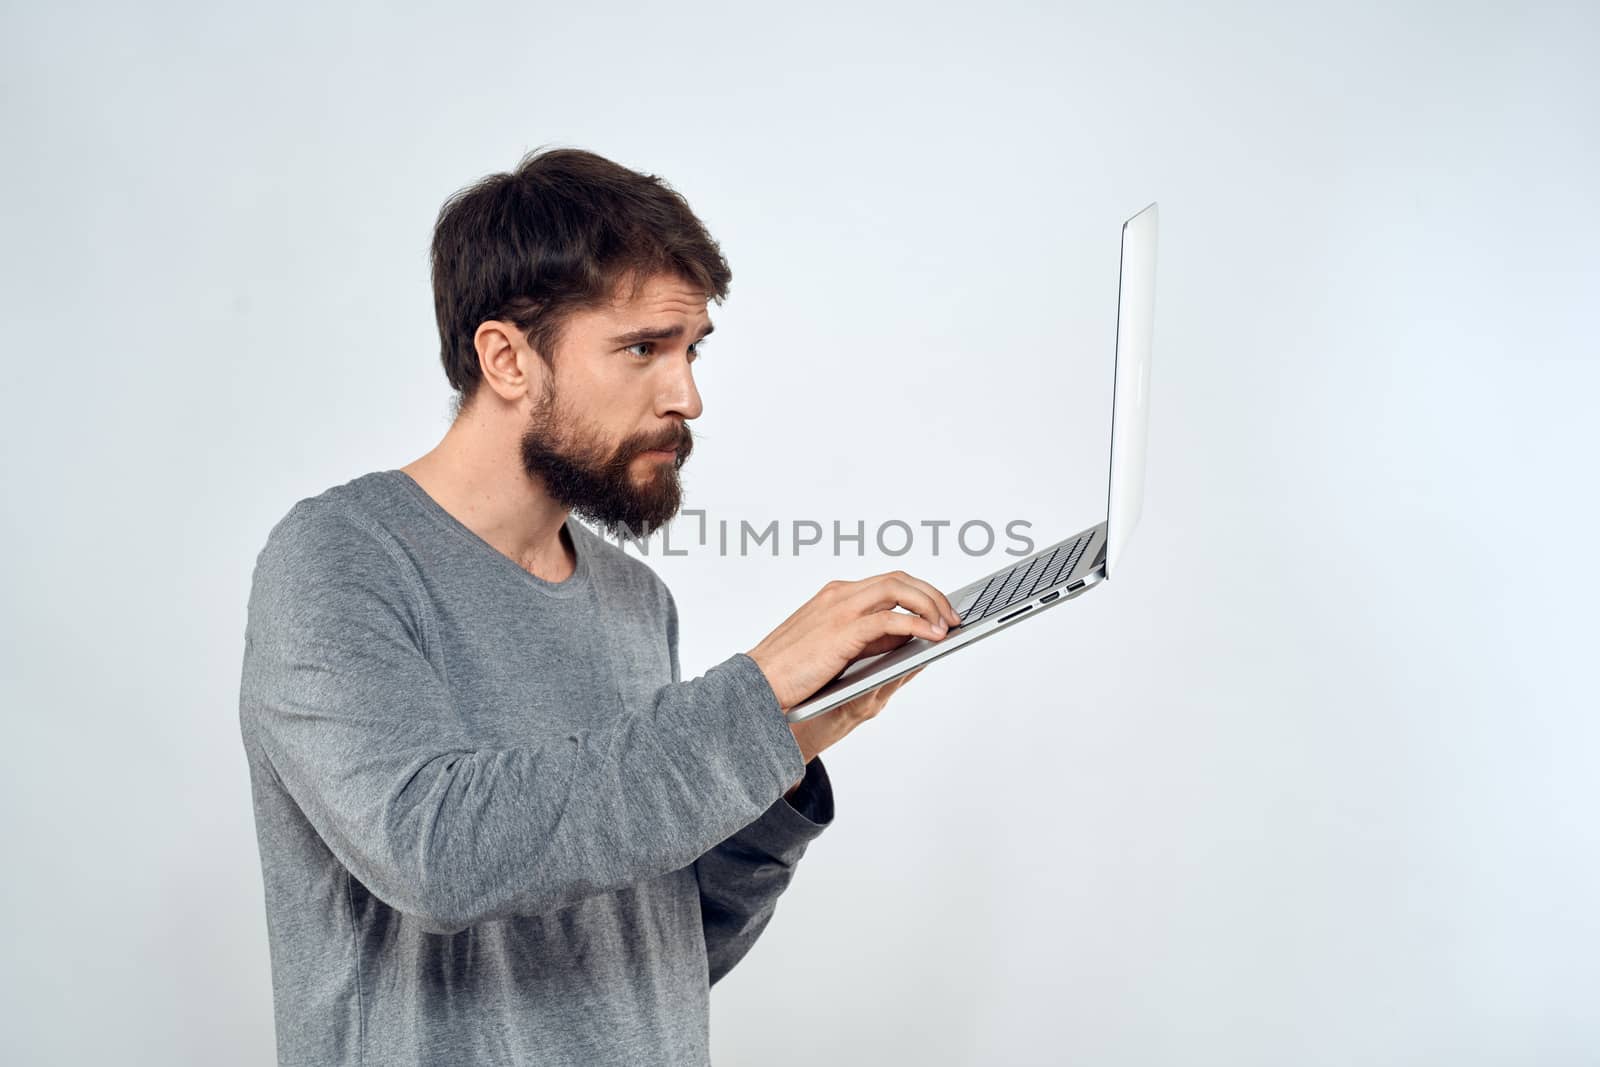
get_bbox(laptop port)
[1039,590,1061,604]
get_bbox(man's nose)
[655,361,703,421]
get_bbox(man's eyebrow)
[607,322,715,346]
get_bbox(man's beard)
[518,375,693,541]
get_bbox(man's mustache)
[637,427,693,457]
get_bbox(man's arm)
[660,586,836,986]
[239,500,806,935]
[694,753,834,985]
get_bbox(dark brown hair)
[430,147,732,413]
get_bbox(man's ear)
[473,320,544,403]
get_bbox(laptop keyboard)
[951,533,1093,626]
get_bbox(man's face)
[518,272,710,540]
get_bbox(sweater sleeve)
[239,500,806,935]
[695,754,834,986]
[659,586,836,986]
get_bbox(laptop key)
[1036,554,1068,593]
[1045,538,1084,588]
[992,564,1029,608]
[1026,545,1067,596]
[1005,558,1044,606]
[964,575,1004,620]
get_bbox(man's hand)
[786,666,926,781]
[746,570,959,711]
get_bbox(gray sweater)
[238,469,833,1065]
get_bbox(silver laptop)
[785,202,1159,723]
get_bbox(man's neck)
[401,424,575,583]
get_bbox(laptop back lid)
[1105,202,1159,581]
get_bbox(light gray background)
[3,2,1596,1064]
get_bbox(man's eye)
[624,340,708,361]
